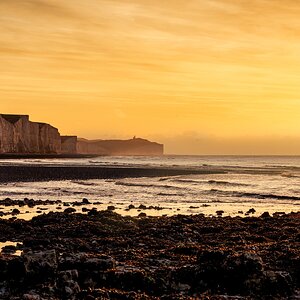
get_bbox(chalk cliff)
[0,114,61,154]
[61,136,77,154]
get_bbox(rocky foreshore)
[0,210,299,299]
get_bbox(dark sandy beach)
[0,210,299,299]
[0,165,226,183]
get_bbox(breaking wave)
[72,181,97,186]
[115,181,186,190]
[208,189,300,201]
[173,179,250,187]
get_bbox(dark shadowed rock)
[64,207,76,214]
[261,212,271,218]
[82,198,90,204]
[23,249,58,278]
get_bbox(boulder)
[23,249,58,278]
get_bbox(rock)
[64,207,76,214]
[12,208,20,215]
[273,211,286,217]
[87,208,98,216]
[224,252,264,274]
[24,198,35,208]
[99,266,155,292]
[247,208,256,214]
[107,206,115,211]
[128,204,135,210]
[59,253,115,272]
[23,293,41,300]
[2,245,17,254]
[216,210,224,216]
[82,198,90,204]
[23,249,58,278]
[138,204,147,210]
[138,212,147,218]
[57,269,81,298]
[261,212,271,218]
[0,282,10,298]
[0,209,298,298]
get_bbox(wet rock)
[138,212,147,218]
[0,210,298,298]
[2,244,17,254]
[64,207,76,214]
[261,212,271,218]
[128,204,135,210]
[216,210,224,216]
[107,206,115,211]
[12,208,20,215]
[99,266,156,292]
[273,211,286,217]
[23,293,41,300]
[247,208,256,214]
[82,198,90,204]
[57,269,81,299]
[23,249,58,278]
[138,204,147,210]
[0,282,10,298]
[59,253,115,272]
[87,208,98,216]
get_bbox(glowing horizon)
[1,0,300,154]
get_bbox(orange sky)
[1,0,300,154]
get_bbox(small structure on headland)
[0,114,164,155]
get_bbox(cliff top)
[0,114,29,124]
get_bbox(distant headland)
[0,114,164,156]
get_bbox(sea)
[0,155,299,220]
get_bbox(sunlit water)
[0,156,299,219]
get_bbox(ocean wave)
[281,173,300,178]
[0,191,31,196]
[115,181,186,190]
[208,189,300,201]
[72,181,97,186]
[173,179,250,187]
[207,180,250,187]
[157,192,184,196]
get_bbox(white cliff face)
[61,136,77,154]
[0,116,15,153]
[0,115,61,154]
[38,123,61,154]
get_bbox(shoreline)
[0,210,299,299]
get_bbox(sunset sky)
[1,0,300,154]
